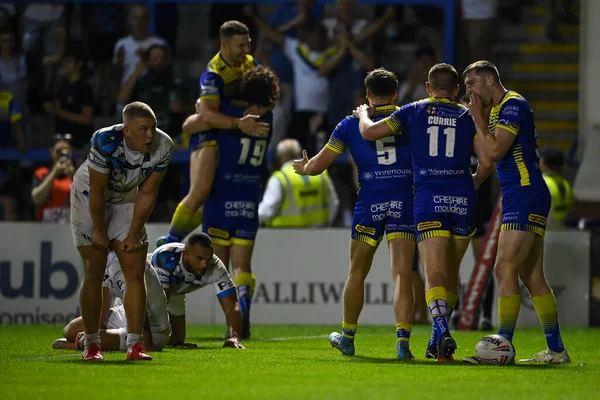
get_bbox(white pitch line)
[257,334,329,342]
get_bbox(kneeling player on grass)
[357,63,494,361]
[293,68,417,359]
[153,233,245,349]
[54,233,245,350]
[52,252,171,352]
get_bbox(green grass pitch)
[1,325,599,399]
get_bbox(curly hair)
[364,68,398,98]
[240,66,280,109]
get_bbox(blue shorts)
[501,184,551,237]
[352,186,415,247]
[188,131,217,153]
[202,187,260,246]
[414,183,477,242]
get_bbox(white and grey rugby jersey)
[72,124,173,205]
[150,243,236,299]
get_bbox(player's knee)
[183,114,207,133]
[494,260,517,282]
[519,269,546,291]
[151,331,170,352]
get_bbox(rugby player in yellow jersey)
[158,20,269,247]
[463,60,570,364]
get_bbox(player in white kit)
[71,101,173,361]
[53,252,171,352]
[54,233,244,351]
[152,233,245,349]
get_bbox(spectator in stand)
[31,138,73,223]
[22,3,67,111]
[112,4,167,113]
[117,43,189,222]
[82,3,126,116]
[397,46,436,105]
[322,0,394,130]
[0,86,27,221]
[117,44,189,136]
[0,86,26,151]
[0,30,27,105]
[44,42,94,150]
[257,0,324,152]
[246,9,348,155]
[458,0,498,73]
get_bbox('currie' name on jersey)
[428,116,457,127]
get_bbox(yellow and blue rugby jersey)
[326,104,412,190]
[384,98,476,190]
[211,106,273,192]
[0,91,23,147]
[199,52,258,114]
[488,91,544,192]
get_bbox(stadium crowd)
[0,0,546,225]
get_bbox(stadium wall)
[0,223,591,327]
[575,0,600,202]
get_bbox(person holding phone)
[31,137,74,223]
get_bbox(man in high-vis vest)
[259,139,339,227]
[540,147,574,230]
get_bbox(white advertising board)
[0,223,590,327]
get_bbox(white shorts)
[106,304,127,330]
[105,304,128,351]
[70,189,148,247]
[106,303,170,352]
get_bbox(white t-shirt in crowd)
[112,35,167,85]
[461,0,498,20]
[283,36,329,113]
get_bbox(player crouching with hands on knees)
[70,101,173,361]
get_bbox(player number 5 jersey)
[326,104,413,191]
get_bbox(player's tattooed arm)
[293,148,339,176]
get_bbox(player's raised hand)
[292,150,309,175]
[223,337,246,349]
[120,233,145,253]
[91,229,111,250]
[238,114,270,138]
